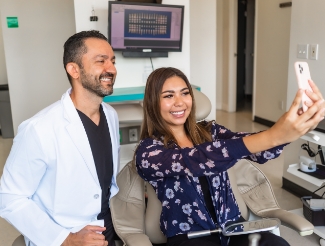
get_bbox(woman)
[135,67,324,246]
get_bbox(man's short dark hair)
[63,30,108,84]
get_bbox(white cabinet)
[283,130,325,196]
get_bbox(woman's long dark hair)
[140,67,212,147]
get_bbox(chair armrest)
[124,233,152,246]
[264,209,314,236]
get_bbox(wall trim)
[253,116,275,127]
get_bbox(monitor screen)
[108,2,184,53]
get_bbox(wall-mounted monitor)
[108,1,184,57]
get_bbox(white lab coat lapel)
[101,103,119,182]
[62,89,100,187]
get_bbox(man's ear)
[66,62,80,80]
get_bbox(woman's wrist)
[243,130,280,154]
[264,127,283,148]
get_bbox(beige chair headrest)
[192,88,212,121]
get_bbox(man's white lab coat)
[0,88,120,246]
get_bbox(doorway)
[236,0,255,111]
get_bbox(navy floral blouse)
[135,121,285,245]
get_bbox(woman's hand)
[243,88,324,153]
[297,80,325,130]
[269,88,324,145]
[297,80,324,112]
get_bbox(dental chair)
[109,159,314,246]
[231,159,314,236]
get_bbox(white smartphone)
[294,61,313,112]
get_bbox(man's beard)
[80,69,114,97]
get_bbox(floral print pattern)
[135,121,285,245]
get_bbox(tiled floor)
[0,106,321,245]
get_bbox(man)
[0,30,119,246]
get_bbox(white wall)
[218,0,238,112]
[217,0,237,112]
[189,0,216,120]
[253,0,291,122]
[286,0,325,107]
[283,0,325,194]
[0,17,7,85]
[0,0,76,133]
[216,0,224,110]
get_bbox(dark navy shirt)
[77,105,113,220]
[135,121,285,246]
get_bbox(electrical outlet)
[119,126,141,145]
[309,44,319,60]
[129,128,138,142]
